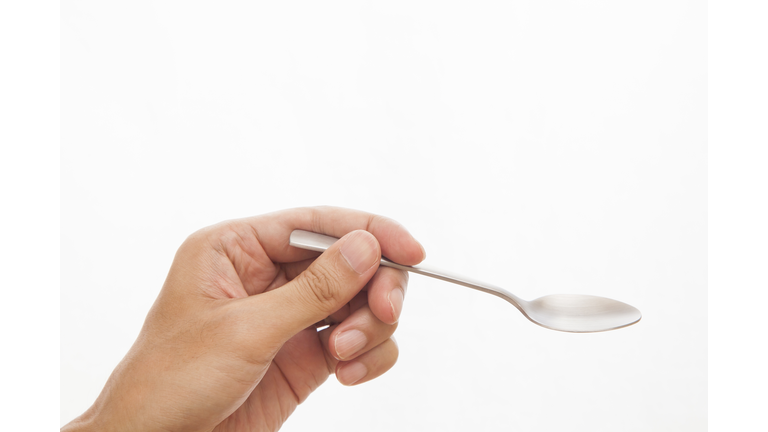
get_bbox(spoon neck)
[384,259,527,309]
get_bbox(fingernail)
[389,288,405,323]
[337,361,368,385]
[335,329,367,360]
[340,231,378,274]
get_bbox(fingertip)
[416,240,427,263]
[336,361,368,386]
[388,287,405,324]
[366,267,408,325]
[399,226,426,264]
[336,337,399,386]
[383,228,426,266]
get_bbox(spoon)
[290,230,641,333]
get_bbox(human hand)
[62,206,426,432]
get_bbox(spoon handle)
[289,230,526,308]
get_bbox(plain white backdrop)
[61,1,706,431]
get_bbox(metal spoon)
[290,230,641,333]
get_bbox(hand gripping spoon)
[290,230,641,333]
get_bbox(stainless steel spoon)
[290,230,641,333]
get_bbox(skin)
[62,206,426,432]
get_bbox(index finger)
[235,206,426,266]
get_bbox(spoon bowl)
[290,230,641,333]
[523,294,641,332]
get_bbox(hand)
[62,206,426,432]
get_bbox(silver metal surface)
[289,230,641,333]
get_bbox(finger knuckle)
[179,222,231,253]
[179,227,209,251]
[308,206,327,233]
[299,265,344,309]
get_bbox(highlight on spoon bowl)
[523,294,642,333]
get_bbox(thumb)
[248,230,381,344]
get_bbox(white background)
[59,1,706,431]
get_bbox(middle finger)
[322,304,399,361]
